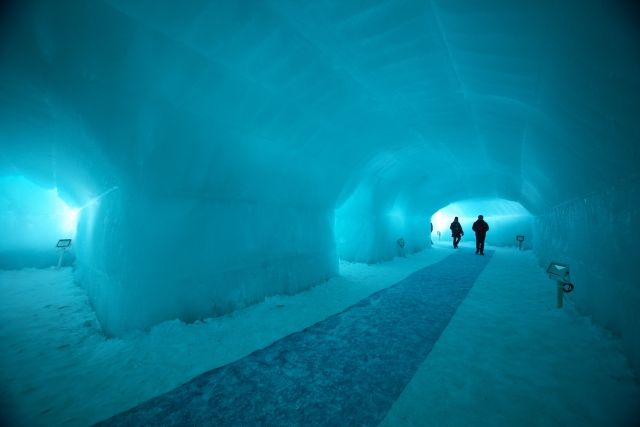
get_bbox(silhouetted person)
[397,237,406,257]
[472,215,489,255]
[450,217,463,249]
[430,222,433,245]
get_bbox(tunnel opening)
[0,175,79,269]
[334,184,430,265]
[431,198,534,250]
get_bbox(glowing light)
[431,211,448,234]
[0,176,81,248]
[430,198,534,247]
[60,207,80,235]
[79,186,119,210]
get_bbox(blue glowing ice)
[0,0,638,373]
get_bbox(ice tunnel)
[1,0,639,379]
[0,175,79,269]
[430,199,534,249]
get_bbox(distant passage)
[97,250,493,427]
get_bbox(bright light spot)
[431,198,534,247]
[51,187,80,237]
[431,211,448,234]
[0,176,80,251]
[79,185,119,210]
[60,207,80,235]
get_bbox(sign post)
[397,238,406,257]
[56,239,72,269]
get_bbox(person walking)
[449,217,463,249]
[430,222,434,245]
[472,215,489,255]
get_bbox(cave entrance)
[430,198,533,249]
[0,175,79,269]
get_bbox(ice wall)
[335,177,430,263]
[533,179,640,374]
[1,0,349,334]
[1,0,639,374]
[75,187,336,336]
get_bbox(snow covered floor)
[98,249,492,426]
[382,243,640,426]
[1,245,638,426]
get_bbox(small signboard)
[56,239,72,269]
[56,239,72,248]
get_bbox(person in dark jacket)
[472,215,489,255]
[449,217,463,249]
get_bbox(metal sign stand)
[56,239,72,270]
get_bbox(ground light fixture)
[546,262,575,308]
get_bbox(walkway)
[97,250,493,426]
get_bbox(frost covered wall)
[533,179,640,374]
[2,0,640,358]
[335,210,428,263]
[335,179,430,263]
[75,188,337,335]
[485,216,533,249]
[0,0,349,335]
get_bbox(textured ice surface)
[1,248,638,426]
[381,247,640,426]
[0,0,639,377]
[74,189,337,335]
[96,250,491,426]
[534,179,640,375]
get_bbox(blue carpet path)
[96,249,493,426]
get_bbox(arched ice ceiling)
[1,0,639,215]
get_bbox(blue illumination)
[0,0,638,379]
[0,175,79,268]
[97,250,493,426]
[431,199,533,248]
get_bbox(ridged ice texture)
[533,178,640,374]
[0,0,638,348]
